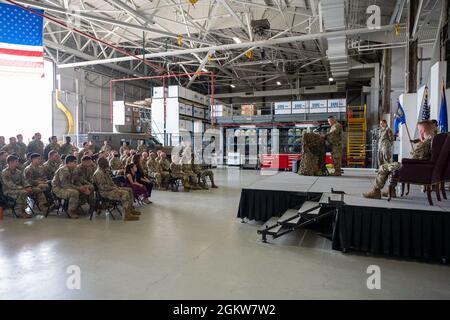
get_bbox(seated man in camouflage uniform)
[52,155,93,219]
[157,152,171,190]
[363,120,435,199]
[1,155,48,218]
[170,156,192,192]
[109,151,123,176]
[93,158,140,221]
[23,153,53,209]
[42,150,61,181]
[191,154,218,189]
[181,154,201,190]
[74,156,96,215]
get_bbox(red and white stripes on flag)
[0,3,44,77]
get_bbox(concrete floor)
[0,169,449,299]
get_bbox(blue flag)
[393,101,406,135]
[439,85,448,133]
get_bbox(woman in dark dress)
[124,163,151,204]
[131,154,153,199]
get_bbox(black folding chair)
[0,182,19,218]
[92,184,121,221]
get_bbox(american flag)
[421,86,430,120]
[0,3,44,76]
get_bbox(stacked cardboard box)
[241,104,256,116]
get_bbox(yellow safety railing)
[346,104,367,166]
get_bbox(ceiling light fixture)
[276,81,282,86]
[232,37,242,44]
[230,84,236,88]
[202,68,208,72]
[328,77,334,82]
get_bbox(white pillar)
[430,61,447,120]
[399,93,418,160]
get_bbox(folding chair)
[92,185,121,221]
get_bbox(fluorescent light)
[328,77,334,82]
[232,37,242,44]
[276,81,282,86]
[202,68,208,72]
[230,84,236,88]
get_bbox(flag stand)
[404,122,415,151]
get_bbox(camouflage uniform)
[182,163,200,189]
[378,126,394,166]
[73,164,96,208]
[137,144,148,153]
[77,148,89,163]
[16,142,27,162]
[299,133,326,176]
[109,157,123,175]
[119,145,130,156]
[93,167,134,212]
[52,166,81,212]
[43,143,61,160]
[60,143,75,156]
[325,122,344,175]
[26,140,45,156]
[42,160,60,181]
[374,136,432,189]
[100,144,112,153]
[0,159,7,172]
[170,162,190,189]
[157,158,171,188]
[23,164,50,192]
[1,143,20,156]
[2,167,47,213]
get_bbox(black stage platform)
[237,170,450,263]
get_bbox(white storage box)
[185,104,193,116]
[179,103,186,115]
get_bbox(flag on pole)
[421,86,430,120]
[0,3,44,77]
[393,100,406,135]
[439,84,448,133]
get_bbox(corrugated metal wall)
[55,68,150,138]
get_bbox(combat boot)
[362,188,381,199]
[18,211,32,219]
[67,209,79,219]
[130,208,141,216]
[211,184,218,188]
[382,189,396,198]
[124,209,139,221]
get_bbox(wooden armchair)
[388,133,450,205]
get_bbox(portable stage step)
[258,200,322,242]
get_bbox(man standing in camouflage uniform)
[42,150,61,181]
[2,155,48,218]
[1,137,20,155]
[325,116,344,176]
[23,153,52,210]
[52,155,89,219]
[377,120,394,166]
[60,136,75,156]
[26,132,45,156]
[43,136,61,161]
[16,134,27,162]
[137,140,148,153]
[100,140,112,153]
[363,120,435,199]
[93,158,140,221]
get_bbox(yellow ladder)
[346,105,367,166]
